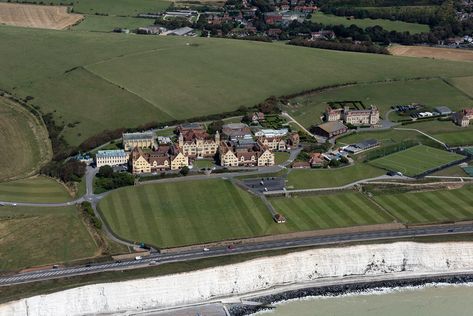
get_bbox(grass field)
[368,145,464,176]
[191,159,215,169]
[0,97,51,182]
[270,192,393,231]
[3,27,473,145]
[287,163,385,189]
[73,15,151,32]
[311,12,429,34]
[373,186,473,224]
[0,177,71,203]
[99,179,288,248]
[0,205,98,271]
[274,152,290,164]
[448,76,473,98]
[285,78,473,128]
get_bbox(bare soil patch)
[0,3,83,30]
[389,45,473,62]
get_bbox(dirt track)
[0,3,83,30]
[389,44,473,62]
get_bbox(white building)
[254,128,289,138]
[95,150,129,168]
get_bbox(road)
[1,222,473,286]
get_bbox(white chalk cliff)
[3,241,473,316]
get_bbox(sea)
[251,283,473,316]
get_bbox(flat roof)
[96,149,127,158]
[123,132,154,141]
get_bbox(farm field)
[389,45,473,62]
[0,177,71,203]
[373,186,473,224]
[0,3,83,30]
[0,97,51,182]
[285,78,472,128]
[368,145,464,176]
[287,163,385,189]
[3,27,473,145]
[98,179,286,248]
[73,15,151,32]
[448,76,473,98]
[433,130,473,147]
[0,205,98,271]
[269,192,393,231]
[311,12,429,34]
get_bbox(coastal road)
[2,222,473,286]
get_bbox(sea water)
[253,283,473,316]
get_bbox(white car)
[135,256,142,260]
[203,248,210,252]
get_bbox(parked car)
[203,247,210,252]
[135,256,142,260]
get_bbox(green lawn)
[368,145,464,176]
[0,205,98,271]
[287,163,385,189]
[270,192,393,231]
[285,78,473,128]
[99,179,286,248]
[274,152,290,164]
[0,177,72,203]
[73,15,152,32]
[373,186,473,224]
[3,27,473,145]
[191,159,215,169]
[311,11,429,34]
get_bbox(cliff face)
[3,241,473,316]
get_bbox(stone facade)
[453,108,473,127]
[96,150,128,168]
[130,147,188,174]
[123,132,155,151]
[325,105,380,126]
[178,128,219,158]
[219,141,275,167]
[257,136,287,151]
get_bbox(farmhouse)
[325,105,380,126]
[123,132,155,151]
[96,150,128,168]
[219,140,275,167]
[453,108,473,127]
[314,121,348,138]
[221,123,252,141]
[178,128,220,158]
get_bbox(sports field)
[287,164,385,189]
[0,3,83,30]
[269,192,393,231]
[0,205,98,271]
[285,78,472,127]
[373,186,473,224]
[312,12,429,34]
[0,97,52,182]
[0,177,71,203]
[3,27,473,145]
[368,145,464,176]
[99,179,285,248]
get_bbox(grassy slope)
[2,27,473,145]
[99,179,285,248]
[270,192,393,231]
[311,11,430,33]
[373,186,473,224]
[0,205,97,271]
[287,164,385,189]
[285,78,473,128]
[448,76,473,98]
[0,97,51,181]
[368,145,464,176]
[0,177,71,203]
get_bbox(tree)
[329,159,340,167]
[340,156,349,164]
[207,120,224,134]
[180,166,190,176]
[98,165,114,178]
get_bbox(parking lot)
[243,177,285,193]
